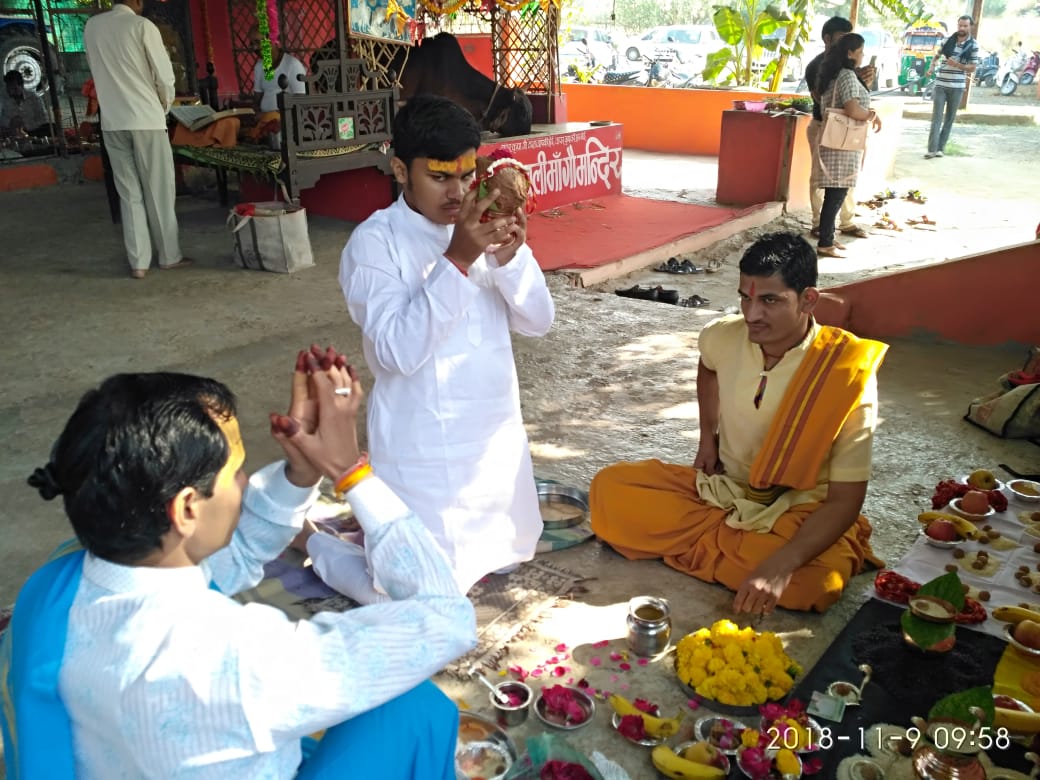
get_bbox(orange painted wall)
[561,84,799,155]
[820,241,1040,346]
[0,164,58,192]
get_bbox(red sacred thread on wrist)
[444,254,469,277]
[334,453,371,497]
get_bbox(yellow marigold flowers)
[675,620,802,706]
[741,728,761,748]
[775,748,801,776]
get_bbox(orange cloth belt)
[749,326,888,492]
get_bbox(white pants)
[104,129,182,270]
[807,120,857,230]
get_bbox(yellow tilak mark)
[428,152,476,174]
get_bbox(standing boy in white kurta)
[321,95,554,598]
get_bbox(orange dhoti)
[590,459,881,612]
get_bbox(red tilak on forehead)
[749,281,757,297]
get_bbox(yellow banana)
[608,694,682,739]
[651,745,726,779]
[918,512,979,539]
[992,606,1040,625]
[994,706,1040,734]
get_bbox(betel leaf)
[916,571,966,611]
[901,609,955,651]
[928,685,995,726]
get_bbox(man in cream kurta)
[334,194,555,593]
[84,0,189,277]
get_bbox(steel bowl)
[1009,479,1040,504]
[693,715,748,754]
[536,482,589,530]
[533,686,596,730]
[611,711,665,747]
[489,681,532,728]
[456,712,518,780]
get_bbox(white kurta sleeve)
[340,229,479,376]
[142,20,175,112]
[235,475,476,743]
[203,461,318,596]
[488,244,555,337]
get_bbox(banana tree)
[702,0,790,87]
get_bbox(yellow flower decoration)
[675,620,801,706]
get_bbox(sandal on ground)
[704,258,723,274]
[839,225,869,238]
[130,269,147,279]
[678,294,711,307]
[816,245,844,258]
[654,257,682,273]
[654,257,703,274]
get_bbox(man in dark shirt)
[805,17,876,243]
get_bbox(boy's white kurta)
[339,195,555,592]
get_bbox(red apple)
[926,520,960,542]
[1013,619,1040,651]
[961,490,991,515]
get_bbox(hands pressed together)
[444,187,528,269]
[269,344,364,488]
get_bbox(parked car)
[858,27,901,90]
[752,27,807,84]
[561,26,618,70]
[622,25,721,71]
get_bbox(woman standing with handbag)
[813,33,883,258]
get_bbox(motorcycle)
[601,52,675,87]
[974,50,999,88]
[995,43,1029,95]
[1020,50,1040,86]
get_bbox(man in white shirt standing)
[1,346,476,778]
[251,26,307,114]
[84,0,192,279]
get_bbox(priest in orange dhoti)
[590,232,888,614]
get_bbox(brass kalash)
[909,706,1040,779]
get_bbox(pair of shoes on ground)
[816,244,844,258]
[677,294,710,308]
[654,257,703,274]
[129,257,195,279]
[615,285,680,304]
[924,151,944,159]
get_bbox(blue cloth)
[0,545,85,780]
[297,680,458,779]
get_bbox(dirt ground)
[0,93,1037,777]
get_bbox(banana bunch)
[994,705,1040,734]
[608,694,683,739]
[992,606,1040,625]
[650,745,726,779]
[917,511,979,540]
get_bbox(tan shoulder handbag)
[820,72,869,151]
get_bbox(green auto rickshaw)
[898,25,947,96]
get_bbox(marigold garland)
[417,0,559,13]
[675,619,802,707]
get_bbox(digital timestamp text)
[764,725,1013,752]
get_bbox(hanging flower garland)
[255,0,274,79]
[417,0,470,15]
[417,0,557,14]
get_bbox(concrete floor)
[0,131,1037,777]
